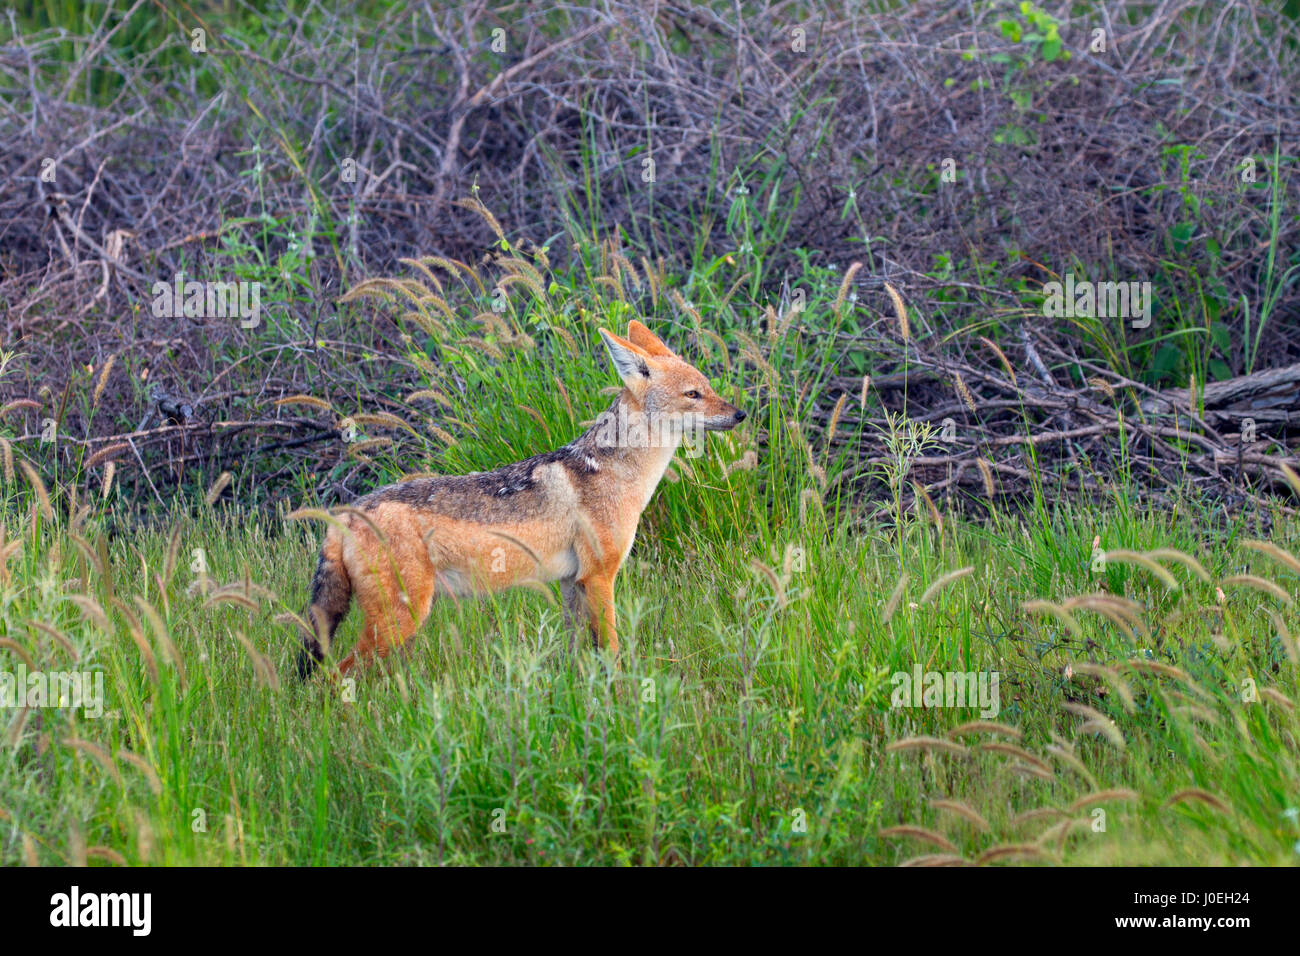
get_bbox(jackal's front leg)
[579,573,619,657]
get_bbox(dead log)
[1140,362,1300,434]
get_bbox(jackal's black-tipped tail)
[296,535,351,680]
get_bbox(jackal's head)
[598,320,746,432]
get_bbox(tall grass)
[1,490,1297,865]
[2,231,1298,864]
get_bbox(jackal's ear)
[626,319,674,357]
[599,327,653,391]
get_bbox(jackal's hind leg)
[337,614,415,674]
[338,570,434,675]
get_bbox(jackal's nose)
[733,408,747,423]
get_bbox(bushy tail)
[296,532,351,680]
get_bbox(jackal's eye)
[684,390,702,400]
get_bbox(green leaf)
[1150,343,1183,384]
[1210,322,1230,352]
[1169,221,1195,254]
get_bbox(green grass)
[4,200,1300,864]
[4,0,1299,867]
[4,212,1300,865]
[2,435,1299,865]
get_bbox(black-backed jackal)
[297,320,745,678]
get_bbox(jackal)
[296,320,746,678]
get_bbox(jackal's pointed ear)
[626,320,674,357]
[599,327,652,392]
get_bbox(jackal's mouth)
[705,407,748,431]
